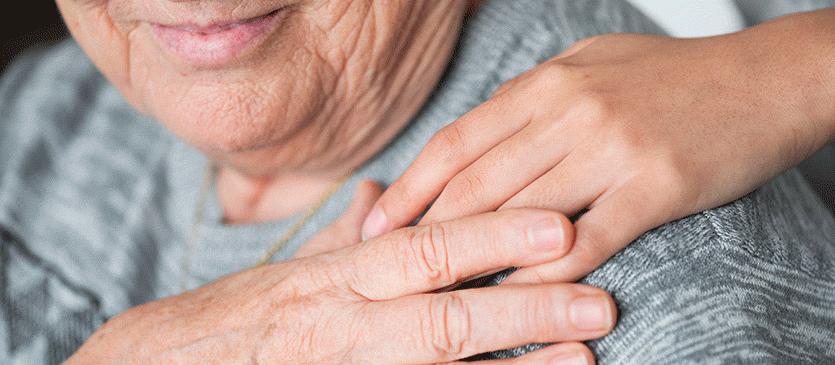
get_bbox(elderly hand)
[65,192,614,364]
[361,10,835,284]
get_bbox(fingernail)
[526,217,564,252]
[549,351,589,365]
[362,206,387,241]
[569,295,614,331]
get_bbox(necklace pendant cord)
[180,162,352,292]
[180,162,217,293]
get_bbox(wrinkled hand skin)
[63,207,612,365]
[364,9,835,285]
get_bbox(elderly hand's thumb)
[293,180,383,258]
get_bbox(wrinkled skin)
[67,192,612,364]
[56,0,473,223]
[55,1,617,363]
[56,0,461,177]
[53,0,835,362]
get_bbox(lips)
[150,9,287,66]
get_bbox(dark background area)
[1,0,68,75]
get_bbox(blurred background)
[628,0,744,36]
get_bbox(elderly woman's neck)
[203,1,475,224]
[210,109,405,224]
[215,167,347,225]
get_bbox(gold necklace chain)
[179,162,351,292]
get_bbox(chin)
[166,108,293,156]
[148,75,325,154]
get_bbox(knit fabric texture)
[1,0,834,363]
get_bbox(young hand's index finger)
[362,91,534,240]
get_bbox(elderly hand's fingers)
[444,342,595,365]
[361,92,534,240]
[502,181,675,284]
[364,284,613,364]
[341,209,574,300]
[445,342,596,365]
[293,180,383,258]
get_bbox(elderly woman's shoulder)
[0,39,175,306]
[0,38,168,173]
[0,39,173,236]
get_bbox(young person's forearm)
[741,8,835,149]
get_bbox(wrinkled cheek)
[123,28,176,114]
[57,0,149,112]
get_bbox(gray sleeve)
[734,0,835,25]
[1,228,106,365]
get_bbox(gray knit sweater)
[2,0,834,364]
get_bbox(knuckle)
[507,182,565,212]
[539,61,575,81]
[536,59,593,88]
[408,224,455,285]
[571,92,610,122]
[442,171,487,210]
[662,158,700,204]
[524,64,572,95]
[492,77,518,96]
[424,292,472,358]
[651,162,688,195]
[636,157,698,220]
[522,290,559,339]
[573,224,610,266]
[429,124,468,165]
[379,180,416,216]
[555,92,615,137]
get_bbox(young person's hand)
[363,9,835,284]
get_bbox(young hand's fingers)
[293,180,383,258]
[343,209,574,300]
[496,149,611,217]
[362,36,607,239]
[502,181,674,284]
[419,118,575,225]
[366,284,613,364]
[362,93,533,239]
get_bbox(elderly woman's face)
[56,0,465,174]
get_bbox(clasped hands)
[69,15,834,363]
